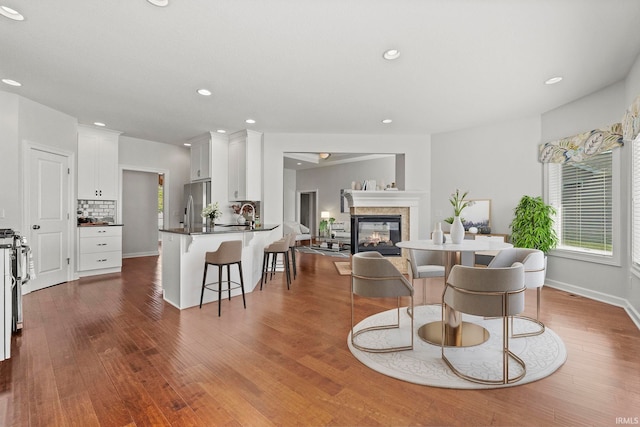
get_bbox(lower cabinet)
[78,226,122,275]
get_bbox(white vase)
[450,216,465,244]
[432,222,443,245]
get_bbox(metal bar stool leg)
[284,252,291,289]
[238,261,246,308]
[227,264,232,300]
[260,252,268,290]
[290,247,297,279]
[200,263,208,308]
[217,265,223,317]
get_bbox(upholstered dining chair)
[442,263,526,385]
[488,248,546,337]
[351,251,414,353]
[407,249,445,312]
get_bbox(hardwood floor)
[0,252,639,426]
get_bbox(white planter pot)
[450,216,465,244]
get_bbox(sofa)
[283,221,312,245]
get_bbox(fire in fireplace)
[350,215,402,256]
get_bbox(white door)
[28,148,70,291]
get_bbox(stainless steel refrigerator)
[183,180,211,229]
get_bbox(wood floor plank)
[0,251,638,426]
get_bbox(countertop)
[161,224,280,236]
[77,223,124,227]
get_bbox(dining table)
[396,237,513,347]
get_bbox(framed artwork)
[462,199,491,230]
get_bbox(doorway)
[119,165,169,258]
[298,190,317,236]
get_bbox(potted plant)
[509,195,558,253]
[202,202,222,229]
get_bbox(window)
[547,151,613,256]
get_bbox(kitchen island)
[160,224,280,309]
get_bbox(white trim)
[122,251,160,258]
[118,164,170,230]
[21,141,76,293]
[545,278,640,331]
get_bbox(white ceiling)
[2,0,640,146]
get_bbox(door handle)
[32,225,40,230]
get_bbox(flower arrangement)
[202,202,222,220]
[449,189,473,217]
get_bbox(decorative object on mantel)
[202,202,222,229]
[449,189,473,244]
[431,222,444,244]
[538,122,623,164]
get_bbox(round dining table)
[396,238,513,347]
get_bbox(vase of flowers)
[449,189,471,244]
[202,202,222,230]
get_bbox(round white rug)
[347,304,567,389]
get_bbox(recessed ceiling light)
[197,88,212,96]
[545,76,563,85]
[383,49,400,60]
[147,0,169,7]
[216,129,226,134]
[382,119,393,124]
[2,78,21,87]
[93,122,106,127]
[245,119,256,124]
[319,153,331,159]
[0,6,25,21]
[297,162,302,166]
[183,143,191,147]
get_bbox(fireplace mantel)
[343,190,425,208]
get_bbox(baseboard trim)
[545,279,640,331]
[123,251,159,259]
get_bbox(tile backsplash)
[77,200,117,222]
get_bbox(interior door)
[28,148,70,291]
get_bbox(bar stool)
[270,233,296,279]
[200,240,246,316]
[260,234,293,290]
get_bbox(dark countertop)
[77,223,124,227]
[161,224,280,236]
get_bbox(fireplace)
[351,215,402,256]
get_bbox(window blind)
[548,151,612,254]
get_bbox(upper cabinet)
[77,125,121,200]
[189,135,211,181]
[228,130,262,201]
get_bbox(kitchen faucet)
[239,203,255,228]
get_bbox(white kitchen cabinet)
[78,226,122,276]
[77,125,121,200]
[228,130,262,201]
[189,135,211,181]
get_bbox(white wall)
[626,53,640,316]
[119,136,190,228]
[431,116,542,235]
[122,170,160,257]
[263,133,431,238]
[283,168,296,222]
[0,92,77,234]
[0,91,20,229]
[293,156,396,229]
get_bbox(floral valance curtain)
[623,94,640,142]
[538,123,623,164]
